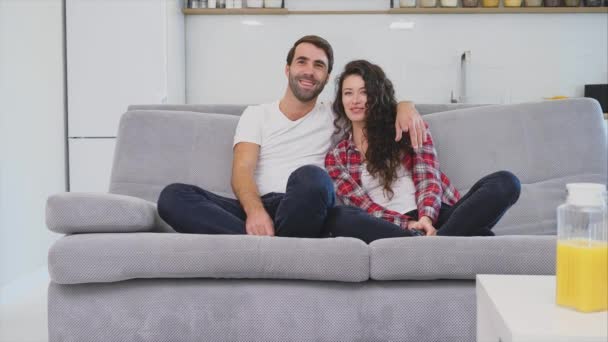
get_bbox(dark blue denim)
[157,165,337,238]
[157,166,520,243]
[405,170,521,237]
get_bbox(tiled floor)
[0,268,49,342]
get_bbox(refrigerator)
[66,0,185,192]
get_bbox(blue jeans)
[158,165,337,237]
[406,170,521,237]
[322,171,520,242]
[157,166,520,243]
[158,165,409,239]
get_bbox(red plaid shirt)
[324,128,460,229]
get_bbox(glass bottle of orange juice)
[556,183,608,313]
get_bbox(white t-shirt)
[361,163,417,214]
[233,101,335,195]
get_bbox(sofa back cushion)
[423,98,607,234]
[127,103,485,116]
[110,110,239,202]
[111,99,606,235]
[110,104,484,202]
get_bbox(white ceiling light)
[241,20,263,26]
[389,21,415,30]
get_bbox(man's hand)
[395,102,427,149]
[407,216,437,236]
[245,208,275,236]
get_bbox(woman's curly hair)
[333,60,413,199]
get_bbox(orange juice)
[556,239,608,312]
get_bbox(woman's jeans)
[158,166,520,243]
[405,170,521,237]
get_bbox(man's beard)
[288,73,326,102]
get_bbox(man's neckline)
[277,99,320,122]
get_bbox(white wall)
[186,13,608,105]
[0,0,65,286]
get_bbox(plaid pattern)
[325,129,460,228]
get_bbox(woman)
[325,60,521,238]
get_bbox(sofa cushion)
[48,233,369,284]
[110,110,239,203]
[128,104,248,116]
[369,235,556,280]
[46,192,157,234]
[424,98,607,235]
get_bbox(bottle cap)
[566,183,607,207]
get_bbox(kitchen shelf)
[389,6,608,13]
[183,8,288,14]
[183,7,608,14]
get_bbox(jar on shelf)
[400,0,417,7]
[504,0,522,6]
[524,0,543,6]
[584,0,602,5]
[441,0,458,6]
[247,0,263,7]
[420,0,438,7]
[564,0,580,5]
[544,0,561,6]
[481,0,500,6]
[264,0,283,7]
[462,0,479,7]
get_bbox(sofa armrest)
[46,192,157,234]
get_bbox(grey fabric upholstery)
[110,99,607,236]
[45,192,156,234]
[370,235,556,281]
[48,233,369,284]
[128,104,249,116]
[109,110,239,202]
[49,278,475,342]
[424,98,607,235]
[46,98,607,342]
[127,103,485,116]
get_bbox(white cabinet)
[66,0,185,190]
[68,138,117,192]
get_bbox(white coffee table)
[476,274,608,342]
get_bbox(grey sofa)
[46,98,607,342]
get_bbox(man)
[157,35,427,241]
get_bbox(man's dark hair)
[286,35,334,74]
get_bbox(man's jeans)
[158,165,338,238]
[157,166,520,243]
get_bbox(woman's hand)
[407,216,437,236]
